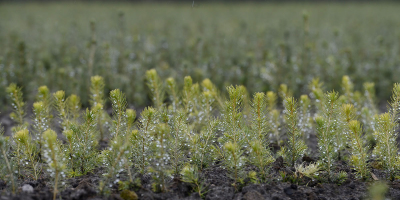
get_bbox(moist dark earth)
[1,111,400,200]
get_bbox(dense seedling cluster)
[1,4,400,111]
[2,71,400,198]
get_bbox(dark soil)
[1,110,399,200]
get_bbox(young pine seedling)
[53,90,70,130]
[13,129,41,180]
[150,123,172,192]
[299,95,312,140]
[0,124,16,194]
[181,165,207,198]
[373,83,400,179]
[99,89,132,194]
[169,110,190,176]
[64,105,101,177]
[43,129,66,200]
[146,69,164,108]
[308,78,324,116]
[247,92,275,181]
[89,76,109,141]
[216,86,247,190]
[266,91,281,143]
[201,78,223,109]
[166,77,179,112]
[315,91,340,178]
[130,107,158,175]
[188,119,218,171]
[341,103,369,179]
[6,83,28,130]
[32,87,53,160]
[279,97,307,167]
[347,120,370,179]
[33,86,53,138]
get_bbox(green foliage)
[249,92,269,141]
[168,110,189,176]
[218,85,246,145]
[90,76,105,107]
[266,91,281,143]
[150,123,171,192]
[361,82,378,138]
[13,129,41,180]
[315,91,340,176]
[166,77,179,112]
[341,75,355,104]
[100,89,132,194]
[347,120,369,179]
[332,171,348,185]
[67,94,81,123]
[110,89,128,138]
[216,86,247,189]
[248,140,274,182]
[64,107,100,176]
[181,165,207,198]
[131,107,158,174]
[0,125,16,194]
[32,101,51,154]
[247,92,275,181]
[5,67,400,197]
[6,83,27,129]
[1,4,400,109]
[43,129,66,200]
[222,141,245,190]
[146,69,164,109]
[368,181,388,200]
[53,90,70,130]
[189,119,218,170]
[309,78,325,116]
[373,84,400,179]
[299,95,312,139]
[280,97,307,167]
[89,76,109,141]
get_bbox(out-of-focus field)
[1,2,399,108]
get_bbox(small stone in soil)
[22,184,34,193]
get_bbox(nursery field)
[1,2,400,200]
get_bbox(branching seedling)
[299,95,312,140]
[279,97,307,167]
[247,92,275,181]
[0,124,16,194]
[216,86,247,190]
[13,129,41,180]
[315,91,340,178]
[53,90,71,130]
[146,69,164,109]
[201,78,223,109]
[347,120,369,179]
[6,83,28,130]
[309,78,324,116]
[43,129,66,200]
[34,86,52,134]
[64,106,101,176]
[89,75,109,141]
[181,165,207,198]
[266,91,281,143]
[131,107,158,175]
[99,89,131,195]
[189,119,218,171]
[150,123,172,192]
[166,77,179,112]
[373,83,400,180]
[169,110,189,176]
